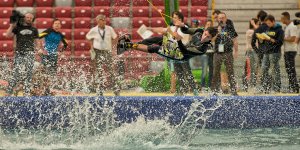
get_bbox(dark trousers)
[207,53,214,88]
[284,51,299,92]
[211,52,237,94]
[174,61,197,94]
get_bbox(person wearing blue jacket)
[37,18,68,95]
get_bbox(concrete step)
[214,0,298,4]
[214,4,298,10]
[208,9,300,22]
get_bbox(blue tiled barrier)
[1,96,300,129]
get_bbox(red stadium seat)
[0,29,12,41]
[132,17,150,28]
[74,40,90,51]
[111,6,130,17]
[152,0,164,6]
[132,0,149,6]
[35,18,53,29]
[55,7,72,18]
[0,0,14,7]
[150,17,167,27]
[60,29,72,40]
[179,0,188,6]
[132,7,149,17]
[0,19,10,29]
[60,18,73,29]
[16,0,34,6]
[0,41,13,52]
[36,0,54,7]
[114,28,129,36]
[151,6,164,17]
[190,6,208,17]
[94,0,110,6]
[74,50,90,58]
[114,0,130,6]
[93,6,110,18]
[36,7,53,18]
[0,7,13,18]
[178,6,188,17]
[191,0,208,6]
[131,28,143,41]
[73,29,89,40]
[74,7,92,18]
[74,0,92,6]
[73,40,90,56]
[74,18,92,29]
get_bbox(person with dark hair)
[251,10,268,29]
[36,18,68,95]
[38,19,68,75]
[211,12,238,95]
[281,12,299,93]
[117,25,217,61]
[242,18,259,91]
[5,12,39,96]
[251,10,269,90]
[191,19,200,27]
[134,11,198,96]
[260,15,284,93]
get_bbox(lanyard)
[98,27,105,40]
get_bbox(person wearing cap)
[86,14,121,96]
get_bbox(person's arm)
[61,34,68,51]
[266,29,284,45]
[251,30,259,52]
[284,26,297,42]
[86,28,95,49]
[6,24,16,38]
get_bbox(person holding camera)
[211,12,238,95]
[281,12,299,93]
[5,12,39,96]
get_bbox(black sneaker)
[117,34,131,55]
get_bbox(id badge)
[219,44,224,53]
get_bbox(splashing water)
[1,96,300,149]
[0,96,222,149]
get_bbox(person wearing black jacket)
[260,15,284,93]
[210,12,238,95]
[5,12,39,96]
[251,10,268,68]
[117,26,217,61]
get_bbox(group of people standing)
[4,12,120,96]
[246,10,299,93]
[5,12,68,96]
[4,8,299,96]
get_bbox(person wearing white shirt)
[86,14,121,96]
[281,12,299,93]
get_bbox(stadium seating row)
[0,0,207,7]
[0,6,207,19]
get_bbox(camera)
[9,10,25,26]
[293,12,300,25]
